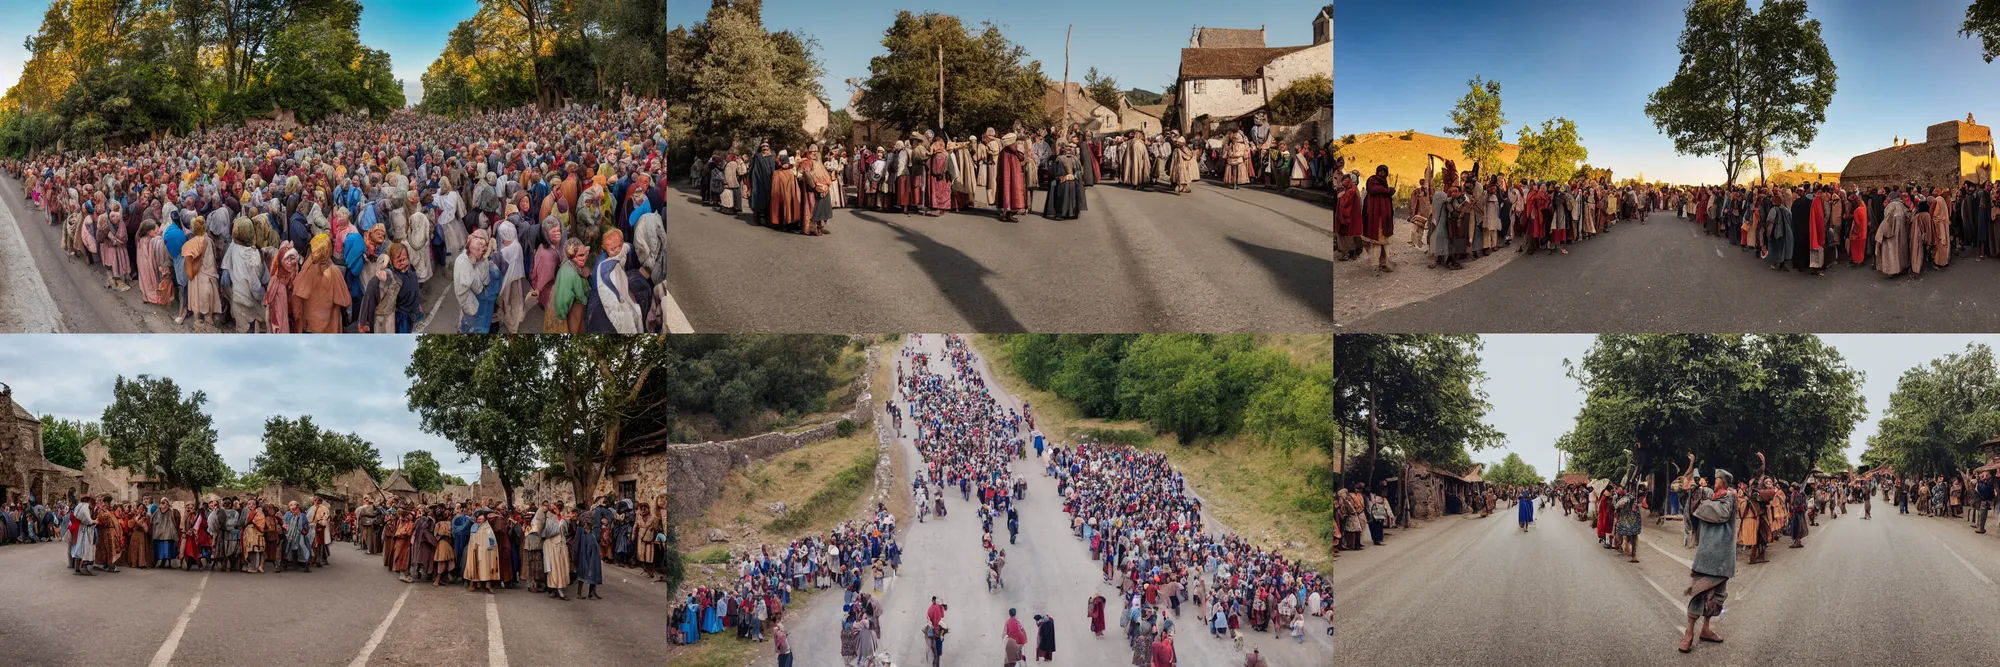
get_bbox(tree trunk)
[1364,384,1380,490]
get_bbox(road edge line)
[348,582,415,667]
[0,182,66,333]
[149,571,208,667]
[662,287,693,333]
[486,591,508,667]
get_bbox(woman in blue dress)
[1517,489,1535,531]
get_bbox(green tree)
[37,414,95,470]
[1332,334,1502,489]
[1646,0,1835,189]
[540,335,675,507]
[1560,335,1864,500]
[1269,74,1331,125]
[406,335,547,507]
[674,0,823,154]
[399,450,446,493]
[1124,88,1162,106]
[1861,344,2000,479]
[253,415,383,490]
[443,474,470,486]
[99,375,228,496]
[856,11,1048,137]
[1963,0,2000,62]
[1484,453,1544,488]
[1083,67,1121,111]
[1443,76,1506,171]
[1514,117,1587,184]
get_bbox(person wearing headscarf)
[292,234,350,333]
[104,202,132,292]
[455,229,500,333]
[585,228,642,333]
[551,238,592,333]
[436,176,467,257]
[495,217,527,333]
[182,216,222,325]
[222,217,267,332]
[264,245,300,333]
[138,220,173,306]
[358,237,403,334]
[767,155,804,230]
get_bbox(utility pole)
[1062,25,1072,128]
[937,43,945,133]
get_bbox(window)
[1193,80,1206,94]
[1242,79,1259,95]
[618,480,637,503]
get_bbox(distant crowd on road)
[1335,162,1662,273]
[691,124,1332,230]
[4,89,668,333]
[1666,181,2000,281]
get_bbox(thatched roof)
[1044,82,1107,125]
[1197,27,1266,49]
[1839,141,1960,185]
[1179,46,1311,79]
[382,471,419,494]
[1130,104,1168,120]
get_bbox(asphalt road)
[1333,497,2000,666]
[664,182,1334,333]
[0,537,668,667]
[1342,210,2000,332]
[756,334,1332,667]
[0,175,547,333]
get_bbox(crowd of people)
[39,489,667,603]
[1334,163,1665,273]
[669,509,902,667]
[695,124,1328,229]
[6,90,668,333]
[1049,435,1333,662]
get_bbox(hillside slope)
[1335,131,1522,186]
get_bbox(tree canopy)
[662,334,851,437]
[98,375,229,495]
[1962,0,2000,63]
[1645,0,1836,187]
[398,450,447,493]
[406,335,548,507]
[1558,334,1864,492]
[0,0,406,156]
[252,415,382,490]
[37,414,96,470]
[661,0,823,155]
[1084,68,1121,112]
[1269,74,1331,126]
[419,0,664,115]
[855,11,1049,137]
[1861,344,2000,479]
[1333,334,1501,486]
[1444,77,1506,172]
[1484,453,1544,488]
[1001,334,1332,450]
[1514,117,1587,184]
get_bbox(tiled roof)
[1178,46,1312,79]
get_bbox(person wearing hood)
[585,228,643,333]
[495,215,527,333]
[358,233,403,334]
[1682,468,1738,653]
[293,234,350,333]
[455,229,501,333]
[221,217,267,332]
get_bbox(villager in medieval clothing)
[767,156,805,230]
[124,507,151,568]
[70,498,96,575]
[1172,139,1201,194]
[1223,133,1254,187]
[491,511,517,586]
[1908,193,1933,276]
[1121,133,1152,190]
[928,135,956,212]
[572,507,604,599]
[311,497,333,566]
[1682,471,1738,654]
[543,504,573,599]
[151,501,180,567]
[1878,190,1909,276]
[410,509,436,582]
[750,143,778,219]
[281,502,312,572]
[466,512,501,591]
[521,506,546,592]
[1932,190,1954,268]
[1043,145,1088,220]
[997,135,1031,222]
[242,504,268,572]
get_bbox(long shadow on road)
[1228,236,1334,321]
[849,210,1026,332]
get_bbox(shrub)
[1078,427,1154,447]
[836,418,856,438]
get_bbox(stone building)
[803,93,829,142]
[1175,7,1332,137]
[1044,82,1119,134]
[1840,118,1998,191]
[0,384,86,505]
[1119,101,1166,137]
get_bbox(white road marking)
[348,583,414,667]
[1931,532,1995,585]
[486,592,508,667]
[1645,537,1695,569]
[0,188,65,332]
[422,289,451,332]
[1637,570,1689,623]
[662,287,693,333]
[150,572,209,667]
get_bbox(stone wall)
[657,345,879,526]
[0,392,44,504]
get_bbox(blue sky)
[1471,334,2000,484]
[1337,0,2000,185]
[669,0,1327,111]
[1,336,482,480]
[0,0,482,105]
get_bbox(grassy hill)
[1335,131,1523,189]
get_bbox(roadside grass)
[687,429,877,549]
[976,335,1334,571]
[765,449,877,534]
